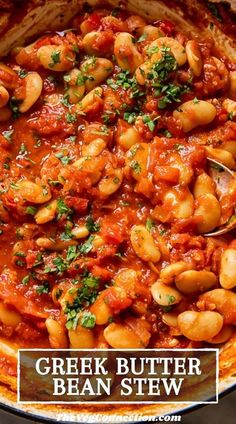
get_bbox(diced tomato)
[15,322,41,341]
[65,196,89,214]
[92,31,114,55]
[28,113,64,135]
[171,216,203,233]
[34,36,53,48]
[101,223,125,245]
[84,13,102,32]
[26,252,38,269]
[0,134,11,149]
[103,287,132,313]
[135,178,155,198]
[90,265,112,281]
[154,166,180,184]
[154,19,175,36]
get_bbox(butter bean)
[173,100,216,133]
[151,281,182,306]
[177,311,223,341]
[220,249,236,289]
[175,270,217,294]
[131,225,161,263]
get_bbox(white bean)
[81,58,113,91]
[104,323,144,348]
[207,325,233,344]
[151,281,182,306]
[205,146,235,169]
[114,33,143,73]
[193,172,215,197]
[148,37,187,66]
[69,324,95,348]
[0,301,22,327]
[45,318,68,348]
[164,188,194,220]
[11,180,51,204]
[175,270,217,294]
[37,45,76,71]
[177,311,223,341]
[98,169,123,197]
[35,199,57,224]
[200,289,236,325]
[131,225,161,263]
[0,86,9,108]
[19,72,43,113]
[185,40,202,76]
[71,226,89,239]
[220,248,236,289]
[223,98,236,117]
[160,261,193,284]
[229,70,236,100]
[173,100,216,133]
[76,87,103,114]
[194,193,221,233]
[117,127,140,150]
[82,138,106,157]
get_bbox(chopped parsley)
[9,97,21,119]
[22,275,30,285]
[2,129,14,142]
[102,113,112,124]
[79,235,95,255]
[146,218,155,232]
[15,259,25,267]
[113,176,120,184]
[61,94,71,108]
[17,68,28,78]
[167,294,176,305]
[131,160,142,174]
[107,71,144,98]
[66,112,78,123]
[60,225,73,240]
[57,199,72,219]
[163,130,173,138]
[137,33,147,43]
[49,51,61,68]
[25,206,37,216]
[65,273,99,329]
[145,47,190,109]
[147,47,177,80]
[173,143,185,152]
[32,252,43,268]
[36,282,50,295]
[66,245,79,262]
[80,311,96,328]
[85,216,100,232]
[156,83,189,109]
[3,161,10,170]
[44,256,66,274]
[142,114,158,132]
[123,111,137,124]
[55,152,71,165]
[159,228,167,236]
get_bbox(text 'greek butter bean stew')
[0,3,236,378]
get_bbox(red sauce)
[0,5,235,376]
